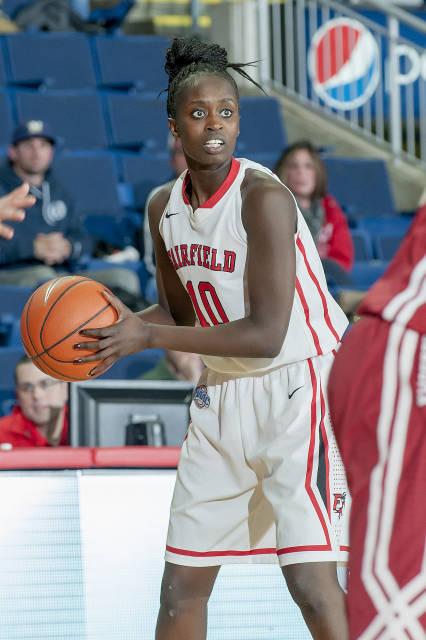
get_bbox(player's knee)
[285,572,339,618]
[159,576,208,620]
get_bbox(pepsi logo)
[308,18,380,110]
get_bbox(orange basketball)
[20,275,118,381]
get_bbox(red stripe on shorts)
[166,545,277,558]
[306,359,332,549]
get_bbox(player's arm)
[76,175,296,374]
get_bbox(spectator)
[141,136,187,299]
[274,141,354,286]
[0,356,68,447]
[0,120,142,299]
[140,349,204,383]
[0,183,36,239]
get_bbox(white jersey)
[159,157,348,374]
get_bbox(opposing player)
[75,37,350,639]
[328,203,426,639]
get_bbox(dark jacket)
[0,161,91,267]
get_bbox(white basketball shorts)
[165,351,350,568]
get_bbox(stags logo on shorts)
[333,492,347,519]
[194,385,210,409]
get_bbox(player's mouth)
[203,138,225,153]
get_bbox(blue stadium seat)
[120,154,171,209]
[350,261,389,290]
[14,90,108,150]
[82,212,141,248]
[351,229,373,261]
[0,347,25,387]
[374,234,405,261]
[1,0,27,18]
[5,33,96,90]
[0,386,16,417]
[99,349,164,380]
[0,90,14,149]
[324,157,396,220]
[357,215,413,237]
[0,285,33,318]
[94,35,168,94]
[244,152,282,170]
[52,155,121,215]
[0,46,7,87]
[0,314,22,347]
[106,94,169,151]
[236,96,287,155]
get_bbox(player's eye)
[191,109,205,119]
[220,108,233,118]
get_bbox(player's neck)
[186,160,232,209]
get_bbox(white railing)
[250,0,426,165]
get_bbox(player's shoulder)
[241,166,296,211]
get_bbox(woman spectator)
[274,141,354,285]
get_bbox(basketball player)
[75,37,350,639]
[328,202,426,639]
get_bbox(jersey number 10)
[186,281,229,326]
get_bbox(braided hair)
[165,37,264,118]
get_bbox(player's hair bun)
[165,37,228,83]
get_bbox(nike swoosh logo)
[288,386,303,399]
[165,212,180,218]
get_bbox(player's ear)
[168,118,179,138]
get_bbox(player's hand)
[0,183,35,239]
[73,290,151,376]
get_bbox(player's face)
[15,362,67,426]
[9,137,54,176]
[282,149,317,203]
[169,74,239,168]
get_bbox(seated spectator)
[140,349,204,383]
[0,356,68,447]
[274,141,354,286]
[0,183,35,239]
[0,120,141,299]
[141,135,187,300]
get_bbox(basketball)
[20,275,118,381]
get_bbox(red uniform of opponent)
[328,204,426,639]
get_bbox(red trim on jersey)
[296,277,322,355]
[182,158,241,208]
[306,359,332,549]
[166,545,277,558]
[340,546,350,552]
[296,236,340,343]
[319,380,331,520]
[277,544,332,555]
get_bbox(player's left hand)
[73,290,150,376]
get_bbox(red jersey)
[359,204,426,333]
[0,405,68,447]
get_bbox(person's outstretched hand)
[74,290,150,377]
[0,183,36,239]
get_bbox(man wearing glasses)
[0,356,68,447]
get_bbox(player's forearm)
[146,316,286,359]
[136,304,176,326]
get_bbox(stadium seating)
[5,33,97,90]
[324,157,397,220]
[350,261,389,289]
[0,90,14,150]
[14,90,108,150]
[0,285,33,318]
[52,155,122,215]
[94,35,168,93]
[0,386,15,417]
[351,229,374,262]
[96,349,164,380]
[106,93,169,151]
[119,154,171,209]
[236,96,288,156]
[0,347,25,388]
[374,234,405,261]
